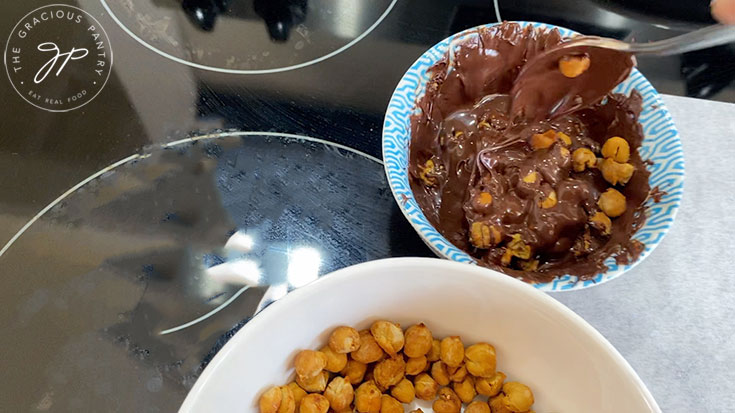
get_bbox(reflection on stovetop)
[181,0,232,32]
[100,0,397,73]
[180,0,308,42]
[193,85,384,156]
[252,0,307,42]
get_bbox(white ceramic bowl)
[180,258,660,412]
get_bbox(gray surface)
[551,95,735,413]
[0,133,430,411]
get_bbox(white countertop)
[552,95,735,413]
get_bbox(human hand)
[712,0,735,24]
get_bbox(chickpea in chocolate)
[409,23,651,282]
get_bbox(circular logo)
[4,4,113,112]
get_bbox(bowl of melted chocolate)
[382,22,684,290]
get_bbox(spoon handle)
[629,24,735,56]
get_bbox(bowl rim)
[381,21,685,292]
[179,257,661,412]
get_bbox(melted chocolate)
[650,186,667,203]
[511,38,635,122]
[409,23,650,281]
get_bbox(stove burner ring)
[98,0,397,74]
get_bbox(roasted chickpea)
[557,131,572,146]
[601,136,630,163]
[572,147,596,172]
[405,356,427,375]
[380,395,404,413]
[374,356,406,389]
[472,192,494,211]
[340,359,367,385]
[470,222,502,249]
[539,189,558,209]
[502,382,535,412]
[522,171,538,184]
[319,346,348,373]
[329,326,361,354]
[413,373,438,400]
[258,321,539,413]
[285,382,306,406]
[530,130,557,150]
[476,371,506,397]
[448,365,467,383]
[295,370,328,393]
[430,361,450,386]
[432,387,462,413]
[404,323,433,357]
[391,378,415,403]
[299,394,329,413]
[598,188,627,217]
[294,350,327,380]
[355,381,382,413]
[453,376,476,403]
[501,234,532,266]
[559,145,571,158]
[465,342,497,377]
[519,259,539,271]
[277,386,296,413]
[427,339,441,362]
[419,159,438,187]
[352,330,385,364]
[370,320,404,357]
[324,377,354,411]
[364,366,375,385]
[489,394,512,413]
[440,336,465,367]
[259,386,281,413]
[590,211,612,235]
[599,158,635,186]
[558,54,591,78]
[466,401,491,413]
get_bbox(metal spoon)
[511,24,735,121]
[559,24,735,56]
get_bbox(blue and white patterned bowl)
[382,22,685,292]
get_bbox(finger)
[712,0,735,24]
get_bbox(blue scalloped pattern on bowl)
[382,22,685,291]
